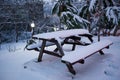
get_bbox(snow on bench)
[61,40,113,75]
[25,37,64,51]
[26,41,54,51]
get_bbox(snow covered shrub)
[6,45,16,52]
[106,6,120,25]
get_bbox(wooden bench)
[61,40,113,75]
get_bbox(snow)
[27,29,90,50]
[73,14,90,24]
[26,40,42,50]
[26,40,54,50]
[89,0,97,11]
[61,11,90,24]
[0,36,120,80]
[62,40,113,63]
[33,29,90,39]
[106,6,119,25]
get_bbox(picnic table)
[27,29,93,62]
[26,29,113,75]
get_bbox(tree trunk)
[0,38,1,50]
[59,17,62,30]
[98,27,101,41]
[113,25,119,36]
[87,12,91,32]
[15,25,18,43]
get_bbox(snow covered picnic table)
[26,29,93,62]
[25,29,113,75]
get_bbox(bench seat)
[61,40,113,75]
[26,41,54,51]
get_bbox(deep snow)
[0,36,120,80]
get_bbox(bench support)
[72,44,76,51]
[62,59,85,75]
[63,36,91,51]
[53,42,64,52]
[106,46,109,49]
[54,40,64,56]
[43,50,62,57]
[38,40,46,62]
[38,39,65,62]
[64,62,76,75]
[99,50,104,55]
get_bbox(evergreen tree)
[78,0,120,37]
[52,0,90,29]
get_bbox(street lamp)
[31,21,35,37]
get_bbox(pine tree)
[52,0,90,29]
[78,0,120,37]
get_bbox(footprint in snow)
[108,64,119,70]
[104,70,113,76]
[104,64,119,77]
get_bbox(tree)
[52,0,120,33]
[78,0,120,41]
[52,0,90,29]
[78,0,91,32]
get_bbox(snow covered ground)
[0,36,120,80]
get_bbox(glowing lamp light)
[31,21,35,36]
[31,22,35,28]
[53,27,59,31]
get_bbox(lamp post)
[31,21,35,37]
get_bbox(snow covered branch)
[106,6,120,25]
[89,0,97,12]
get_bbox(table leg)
[99,50,104,55]
[54,40,64,56]
[72,44,76,51]
[65,62,76,75]
[54,42,64,52]
[88,36,93,42]
[38,40,46,62]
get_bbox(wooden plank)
[64,62,76,75]
[38,40,46,62]
[43,50,62,57]
[72,59,85,65]
[54,42,65,52]
[79,34,93,42]
[72,44,76,51]
[53,39,64,56]
[36,38,64,61]
[99,50,104,55]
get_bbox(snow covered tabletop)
[33,29,90,39]
[62,40,113,63]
